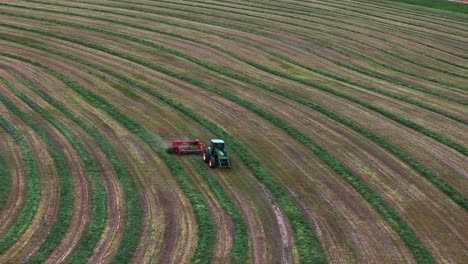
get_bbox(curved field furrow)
[0,101,52,262]
[0,1,467,263]
[0,119,25,234]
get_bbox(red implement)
[171,139,208,155]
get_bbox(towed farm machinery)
[169,139,232,169]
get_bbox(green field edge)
[262,0,468,26]
[296,0,468,32]
[0,112,40,254]
[0,76,76,263]
[0,26,437,263]
[345,0,468,21]
[385,0,468,15]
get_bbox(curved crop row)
[0,42,328,263]
[0,76,75,262]
[140,0,468,87]
[1,64,143,263]
[1,10,464,207]
[188,156,249,264]
[184,0,468,65]
[0,70,107,263]
[11,1,466,124]
[0,52,216,264]
[0,112,40,254]
[83,0,468,104]
[50,0,468,104]
[0,26,435,263]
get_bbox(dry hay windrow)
[0,0,467,263]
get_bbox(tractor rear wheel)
[209,156,216,168]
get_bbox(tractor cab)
[203,139,232,168]
[210,139,225,155]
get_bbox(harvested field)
[0,0,467,263]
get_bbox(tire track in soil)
[0,110,26,235]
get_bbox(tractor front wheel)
[209,157,216,168]
[203,149,210,163]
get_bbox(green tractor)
[202,139,232,168]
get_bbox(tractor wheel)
[203,149,210,163]
[209,157,216,168]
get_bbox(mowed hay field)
[0,0,467,263]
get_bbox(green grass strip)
[0,76,75,262]
[0,41,326,263]
[0,68,140,263]
[386,0,468,14]
[0,114,40,254]
[188,156,249,264]
[0,140,10,210]
[345,0,468,21]
[0,53,213,264]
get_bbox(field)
[0,0,467,263]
